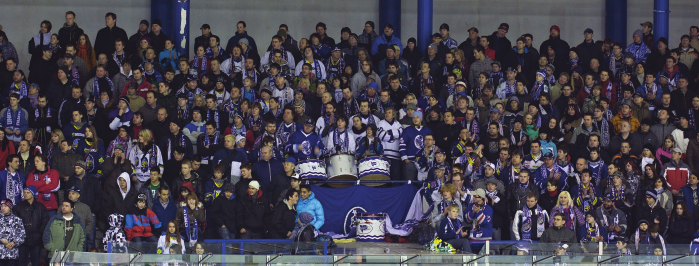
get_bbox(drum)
[295,159,327,180]
[325,153,358,188]
[357,156,390,186]
[356,213,386,242]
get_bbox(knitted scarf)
[204,131,220,146]
[582,222,601,242]
[205,46,224,59]
[531,82,547,101]
[9,82,27,99]
[183,206,198,242]
[93,77,114,100]
[333,128,350,153]
[107,135,130,156]
[521,205,545,240]
[193,56,208,77]
[167,133,187,160]
[4,107,21,130]
[326,57,345,80]
[140,143,159,172]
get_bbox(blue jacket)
[204,179,230,206]
[681,185,698,216]
[533,165,569,192]
[151,197,177,236]
[62,122,87,148]
[371,35,402,56]
[356,136,384,158]
[211,148,248,174]
[74,139,106,176]
[437,217,462,241]
[464,204,493,240]
[399,126,433,161]
[0,107,28,144]
[296,192,325,230]
[539,140,557,159]
[252,159,283,192]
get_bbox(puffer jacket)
[296,192,325,230]
[506,182,539,219]
[13,199,49,246]
[125,206,162,240]
[0,212,25,259]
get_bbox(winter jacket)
[125,207,162,240]
[681,185,699,216]
[576,222,608,243]
[103,172,138,220]
[464,203,494,241]
[0,106,29,145]
[252,159,283,192]
[296,192,325,230]
[101,157,133,192]
[43,213,85,253]
[270,199,297,239]
[549,205,586,232]
[170,173,204,203]
[208,193,236,233]
[0,169,24,205]
[539,190,561,214]
[636,201,669,232]
[236,190,271,233]
[0,212,25,259]
[175,204,205,242]
[73,201,94,240]
[203,179,229,205]
[63,173,103,216]
[662,160,691,192]
[506,181,539,219]
[371,34,402,57]
[26,169,60,211]
[103,214,128,253]
[610,113,640,134]
[13,199,49,246]
[51,150,81,180]
[540,225,577,244]
[667,214,695,244]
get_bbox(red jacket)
[663,161,690,191]
[26,168,60,211]
[125,208,162,239]
[0,142,15,170]
[120,80,152,98]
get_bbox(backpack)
[413,219,436,245]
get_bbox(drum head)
[327,174,358,188]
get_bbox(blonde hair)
[555,191,573,207]
[447,203,460,212]
[51,129,65,145]
[139,129,154,145]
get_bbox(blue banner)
[312,184,419,234]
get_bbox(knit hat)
[151,19,162,27]
[407,37,417,44]
[299,212,314,225]
[472,188,487,199]
[455,81,467,88]
[428,43,439,51]
[643,143,654,152]
[638,219,649,226]
[114,143,126,153]
[645,190,658,200]
[74,160,87,169]
[238,38,249,46]
[633,29,643,37]
[486,178,499,186]
[498,23,509,33]
[24,186,38,198]
[367,82,379,91]
[137,193,147,202]
[0,199,12,210]
[140,20,150,27]
[119,96,130,106]
[235,135,245,144]
[249,180,260,190]
[641,118,653,126]
[550,25,561,33]
[224,183,236,192]
[413,110,423,120]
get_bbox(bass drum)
[325,153,358,187]
[294,159,327,180]
[357,156,390,186]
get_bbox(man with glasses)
[465,188,494,241]
[540,213,577,243]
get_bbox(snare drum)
[357,156,390,186]
[356,213,386,242]
[295,159,327,180]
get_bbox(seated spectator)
[151,186,177,237]
[102,214,128,253]
[0,199,26,264]
[595,195,627,242]
[236,180,271,239]
[667,202,695,244]
[66,187,95,250]
[548,191,585,232]
[577,211,607,244]
[437,203,471,253]
[541,212,577,243]
[464,188,493,241]
[156,220,185,254]
[296,184,325,231]
[269,189,299,239]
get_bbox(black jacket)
[94,26,128,57]
[539,190,561,214]
[64,173,103,216]
[506,181,539,219]
[17,153,35,178]
[540,225,578,244]
[268,172,292,205]
[576,40,603,73]
[235,191,271,233]
[13,199,49,246]
[667,214,695,244]
[170,173,204,203]
[235,178,253,202]
[270,200,297,239]
[636,202,669,234]
[103,185,138,221]
[208,194,236,234]
[100,157,134,192]
[487,191,508,229]
[57,23,85,53]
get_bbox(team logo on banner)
[343,206,367,235]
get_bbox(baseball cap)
[304,118,314,126]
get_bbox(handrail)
[333,254,351,263]
[401,254,419,263]
[304,180,425,184]
[465,254,486,264]
[267,254,282,264]
[663,254,688,264]
[533,254,555,264]
[597,254,621,265]
[129,252,141,266]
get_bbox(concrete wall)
[1,0,696,68]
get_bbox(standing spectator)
[146,19,168,55]
[102,214,127,253]
[0,131,15,171]
[26,155,59,216]
[225,21,258,58]
[667,202,695,244]
[677,35,699,68]
[637,190,669,233]
[128,20,149,55]
[27,20,52,58]
[93,13,128,57]
[626,30,651,63]
[62,160,102,222]
[0,199,25,265]
[661,147,691,194]
[43,200,86,254]
[399,111,432,180]
[576,28,603,73]
[13,187,49,266]
[468,46,493,88]
[464,188,493,241]
[236,180,270,239]
[489,23,512,64]
[151,186,176,237]
[358,21,378,51]
[0,31,19,64]
[371,24,402,63]
[539,25,571,63]
[156,220,185,254]
[103,173,138,218]
[175,193,204,248]
[269,189,298,239]
[208,183,237,239]
[66,187,94,250]
[0,93,29,146]
[128,129,164,191]
[512,192,549,241]
[57,12,84,55]
[0,155,24,205]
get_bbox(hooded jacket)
[43,212,85,253]
[103,213,128,253]
[0,211,25,259]
[103,172,138,220]
[296,192,325,230]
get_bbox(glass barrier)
[108,241,327,255]
[479,242,699,256]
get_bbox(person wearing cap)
[128,19,150,56]
[143,19,167,55]
[286,115,323,160]
[596,192,628,241]
[208,182,237,239]
[65,186,96,249]
[661,146,691,194]
[59,53,81,86]
[534,152,570,192]
[14,186,49,266]
[539,25,571,65]
[371,23,402,61]
[474,163,506,194]
[575,28,603,73]
[487,22,511,62]
[462,188,493,241]
[193,23,212,53]
[269,156,298,203]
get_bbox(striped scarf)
[8,82,27,99]
[206,46,224,59]
[93,77,114,100]
[204,131,220,146]
[193,56,208,77]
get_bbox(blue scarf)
[333,128,349,152]
[193,56,208,77]
[183,206,198,242]
[93,77,114,100]
[9,82,27,99]
[140,144,159,172]
[521,205,544,240]
[206,46,224,59]
[167,133,187,160]
[5,107,21,130]
[204,131,220,146]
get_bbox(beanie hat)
[24,186,38,198]
[633,29,643,37]
[151,19,162,27]
[413,110,423,120]
[299,212,314,225]
[550,25,561,33]
[119,96,130,106]
[0,199,12,210]
[646,190,658,200]
[249,180,260,190]
[224,183,236,192]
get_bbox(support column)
[379,0,401,39]
[417,0,433,51]
[173,0,190,55]
[151,0,173,39]
[605,0,627,47]
[653,0,669,44]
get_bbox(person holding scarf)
[73,126,105,176]
[577,211,608,245]
[465,188,494,241]
[595,195,627,242]
[437,203,471,252]
[184,108,206,155]
[83,65,113,100]
[175,193,204,249]
[324,115,355,155]
[572,169,602,213]
[295,46,326,81]
[221,45,246,78]
[430,184,462,227]
[190,46,209,79]
[0,93,28,146]
[530,71,550,101]
[7,70,28,100]
[513,192,549,241]
[534,152,570,192]
[325,47,345,80]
